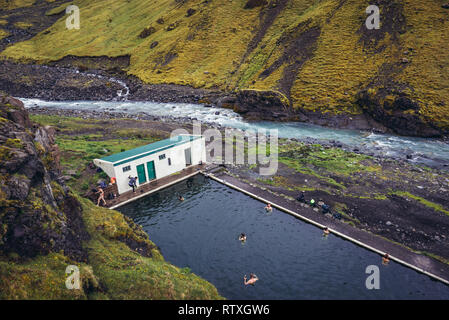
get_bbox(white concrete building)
[93,134,206,195]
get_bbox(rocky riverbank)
[2,60,447,138]
[25,105,449,171]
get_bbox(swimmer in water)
[178,195,184,201]
[323,227,330,236]
[239,233,247,242]
[382,253,390,265]
[265,203,272,212]
[244,273,259,286]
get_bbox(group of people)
[238,204,272,285]
[296,191,341,219]
[239,233,258,286]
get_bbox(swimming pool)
[118,175,449,299]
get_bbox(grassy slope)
[0,195,223,299]
[1,0,448,128]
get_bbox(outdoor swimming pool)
[118,175,449,299]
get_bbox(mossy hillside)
[0,0,37,10]
[0,29,9,40]
[397,0,449,129]
[0,194,223,299]
[80,197,223,299]
[2,0,260,90]
[390,191,449,216]
[0,253,90,299]
[3,0,447,129]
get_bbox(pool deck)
[204,168,449,286]
[106,163,205,210]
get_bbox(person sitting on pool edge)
[244,273,259,286]
[296,191,306,203]
[239,233,247,242]
[265,203,272,212]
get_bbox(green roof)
[99,135,201,166]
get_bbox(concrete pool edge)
[204,171,449,287]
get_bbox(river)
[21,98,449,168]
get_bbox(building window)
[159,154,166,160]
[122,165,131,172]
[168,158,171,166]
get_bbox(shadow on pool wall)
[118,175,449,300]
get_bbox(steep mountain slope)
[0,96,222,299]
[0,0,448,136]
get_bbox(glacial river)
[22,98,449,168]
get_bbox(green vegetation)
[0,29,9,40]
[0,111,223,299]
[29,114,167,193]
[390,191,449,216]
[2,0,448,130]
[0,195,223,299]
[0,0,36,10]
[79,196,223,299]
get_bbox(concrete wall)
[95,135,206,195]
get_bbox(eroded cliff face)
[0,95,90,261]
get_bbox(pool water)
[118,175,449,300]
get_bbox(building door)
[136,164,146,184]
[146,161,156,181]
[184,148,192,166]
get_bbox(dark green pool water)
[118,175,449,299]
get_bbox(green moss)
[5,138,23,149]
[0,0,36,10]
[0,29,9,40]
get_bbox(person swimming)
[265,203,272,212]
[323,227,330,236]
[244,273,259,286]
[178,195,184,201]
[382,253,390,265]
[239,233,247,242]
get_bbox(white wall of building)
[95,136,206,195]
